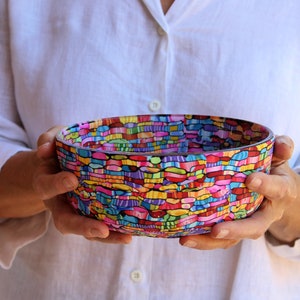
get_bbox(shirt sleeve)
[293,155,300,175]
[0,1,49,270]
[0,0,30,170]
[0,211,51,269]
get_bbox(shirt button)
[157,25,166,36]
[130,270,143,283]
[148,100,161,112]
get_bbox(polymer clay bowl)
[55,114,274,238]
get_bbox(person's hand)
[0,146,49,218]
[0,126,82,219]
[0,125,131,244]
[180,135,300,250]
[37,126,132,244]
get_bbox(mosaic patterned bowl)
[55,115,274,238]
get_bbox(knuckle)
[37,127,62,146]
[52,176,64,194]
[223,239,240,249]
[265,175,290,200]
[251,233,261,240]
[37,132,52,147]
[32,175,48,199]
[34,173,65,200]
[273,209,284,222]
[54,216,69,235]
[279,179,290,198]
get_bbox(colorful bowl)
[55,114,274,238]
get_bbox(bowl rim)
[55,114,275,157]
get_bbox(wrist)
[265,230,298,247]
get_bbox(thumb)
[37,126,65,159]
[272,135,294,167]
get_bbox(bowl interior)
[57,115,272,155]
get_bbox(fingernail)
[90,228,104,238]
[215,229,230,239]
[38,142,51,149]
[183,240,197,248]
[276,136,293,149]
[249,177,262,189]
[37,142,52,158]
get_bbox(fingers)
[37,126,65,147]
[45,196,109,238]
[180,234,240,250]
[86,231,133,244]
[180,199,275,250]
[204,168,296,243]
[45,196,132,244]
[211,200,275,240]
[37,126,65,160]
[180,159,298,250]
[34,125,79,200]
[33,170,78,200]
[247,168,297,203]
[36,126,133,244]
[179,201,273,250]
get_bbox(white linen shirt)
[1,1,300,299]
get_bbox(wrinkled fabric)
[1,1,300,299]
